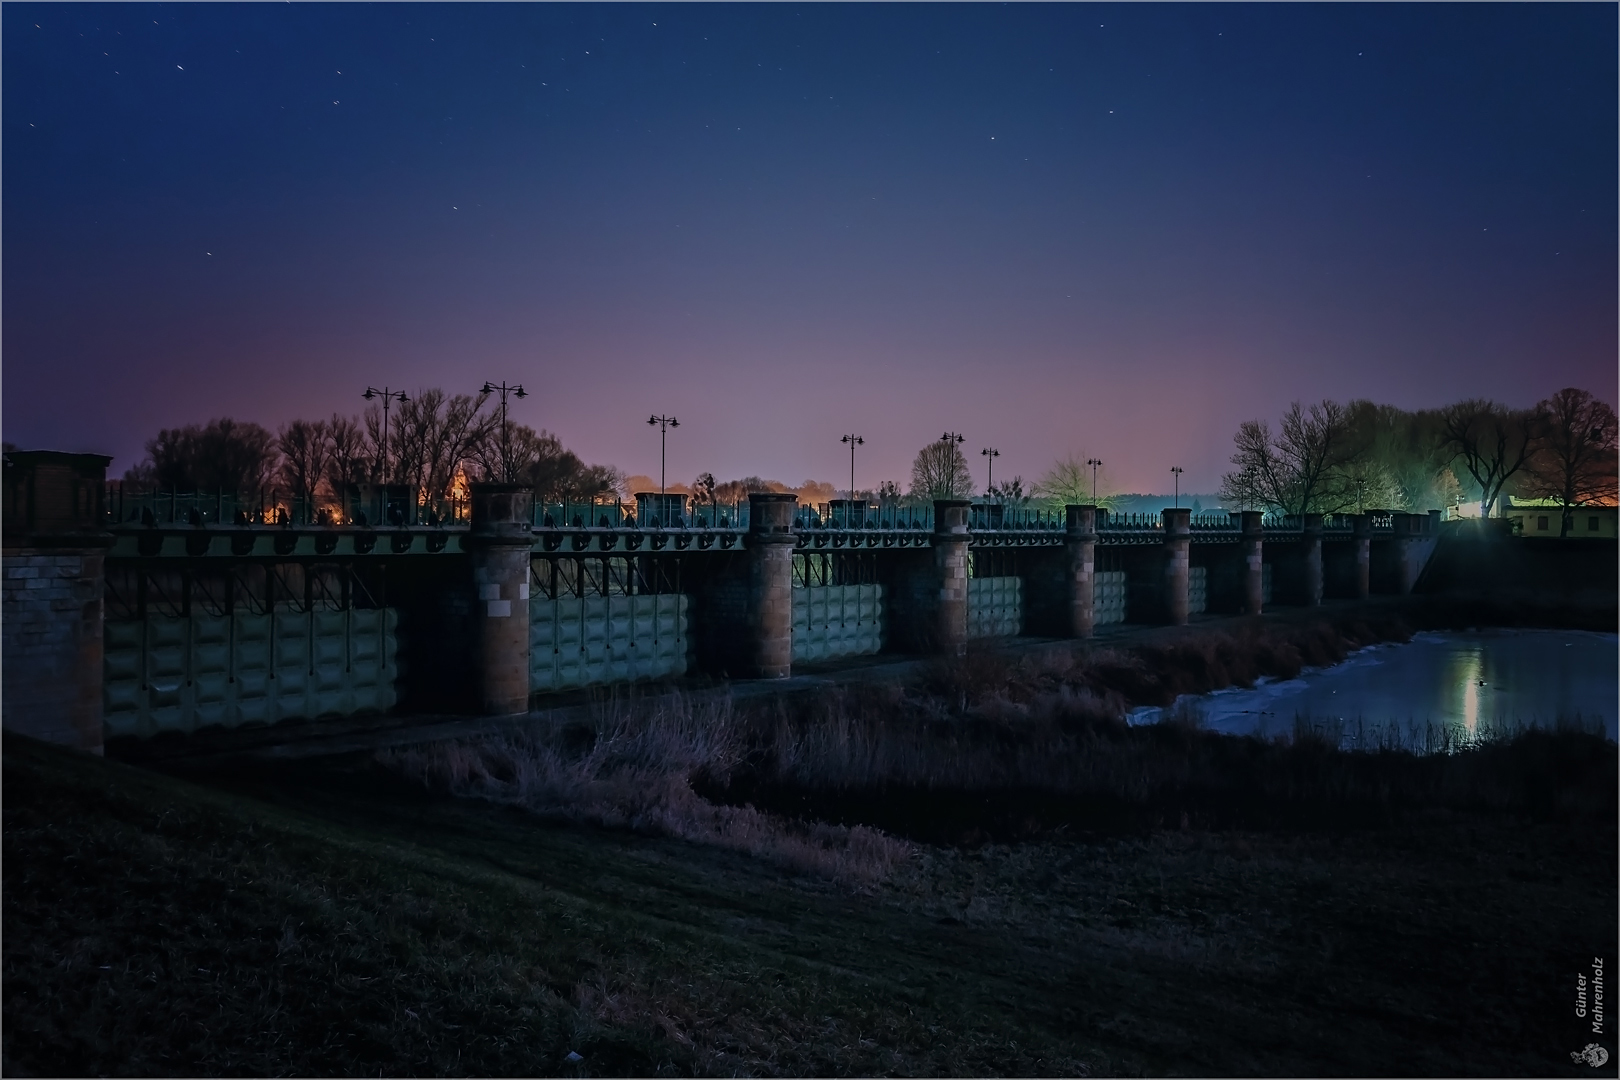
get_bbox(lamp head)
[363,388,376,400]
[670,418,679,428]
[514,386,527,399]
[482,382,494,394]
[648,416,657,426]
[398,392,409,403]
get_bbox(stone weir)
[2,450,1442,752]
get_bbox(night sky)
[5,3,1615,495]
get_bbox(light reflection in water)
[1452,647,1483,735]
[1130,630,1618,745]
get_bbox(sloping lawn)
[5,734,1613,1076]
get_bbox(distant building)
[1499,496,1617,538]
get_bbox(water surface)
[1130,629,1618,743]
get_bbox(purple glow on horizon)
[4,4,1614,495]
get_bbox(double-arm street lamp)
[481,381,528,482]
[841,434,864,502]
[939,432,965,499]
[362,386,409,482]
[1087,458,1103,502]
[1171,466,1184,509]
[980,447,1000,496]
[648,414,679,495]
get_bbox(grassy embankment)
[7,723,1617,1077]
[8,607,1617,1075]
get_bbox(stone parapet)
[932,500,971,653]
[2,449,113,753]
[468,483,535,714]
[747,492,798,678]
[1161,507,1191,626]
[1065,505,1098,638]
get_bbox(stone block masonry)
[467,484,535,715]
[3,450,114,753]
[748,492,798,678]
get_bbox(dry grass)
[378,695,910,886]
[9,711,1615,1076]
[380,611,1613,864]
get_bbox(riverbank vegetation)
[383,611,1614,856]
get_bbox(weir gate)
[2,451,1441,753]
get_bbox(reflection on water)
[1131,629,1618,744]
[1455,646,1482,734]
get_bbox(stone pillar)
[1391,512,1418,595]
[1241,511,1264,616]
[1065,505,1098,639]
[1161,507,1191,626]
[468,484,534,715]
[1352,514,1372,599]
[2,451,114,754]
[933,499,971,654]
[1301,513,1324,607]
[747,492,797,678]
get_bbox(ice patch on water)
[1126,631,1617,742]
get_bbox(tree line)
[1217,388,1616,537]
[118,386,1615,537]
[122,389,624,508]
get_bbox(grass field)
[6,725,1615,1077]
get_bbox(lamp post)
[840,434,863,503]
[981,447,1000,496]
[647,414,679,495]
[362,386,409,483]
[1087,458,1103,502]
[939,431,965,499]
[481,381,528,482]
[1171,466,1184,509]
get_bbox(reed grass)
[379,695,910,885]
[381,615,1615,862]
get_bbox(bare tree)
[1336,455,1402,514]
[1033,454,1116,510]
[1219,400,1359,515]
[326,414,372,491]
[568,464,625,501]
[712,476,780,505]
[1438,400,1539,518]
[1522,388,1618,536]
[131,418,278,496]
[476,424,624,503]
[361,403,391,483]
[277,419,332,513]
[987,476,1029,507]
[388,389,495,503]
[909,440,973,501]
[1341,399,1454,510]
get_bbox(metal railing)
[106,484,469,528]
[1188,512,1240,532]
[795,504,934,531]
